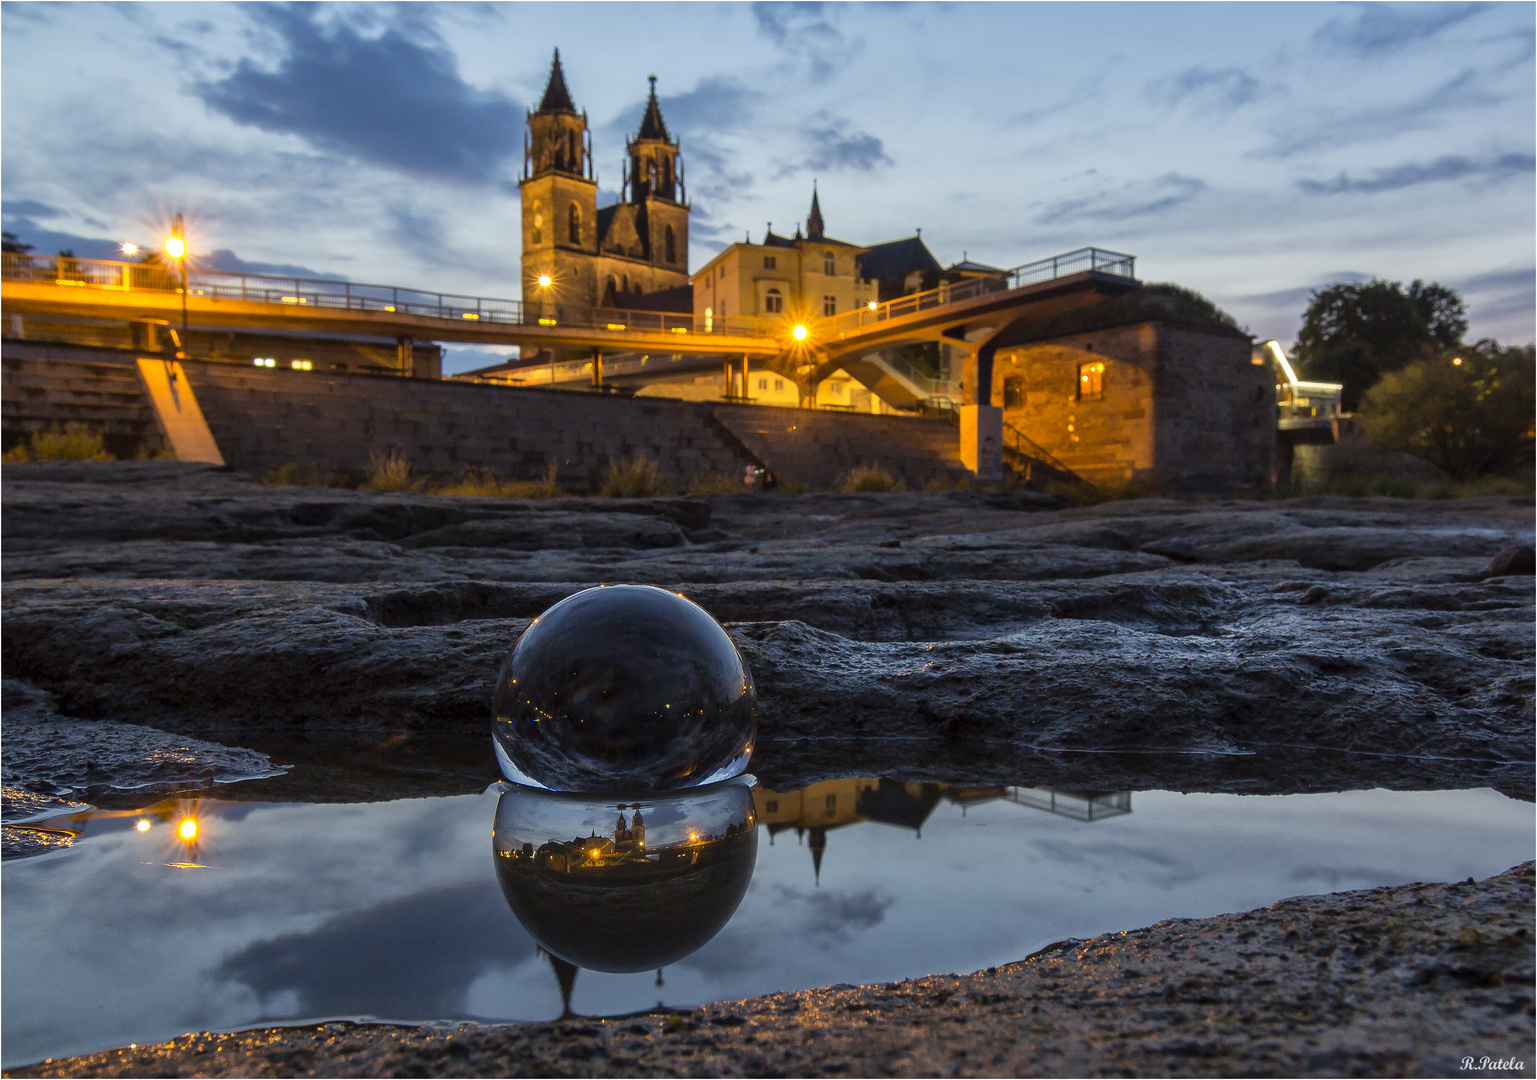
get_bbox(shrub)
[361,449,415,491]
[2,425,113,462]
[600,457,672,498]
[688,470,750,495]
[1356,345,1535,480]
[837,464,904,493]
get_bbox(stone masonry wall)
[1,346,167,458]
[1154,323,1274,494]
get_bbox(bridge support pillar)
[592,350,603,389]
[960,405,1003,482]
[396,335,413,375]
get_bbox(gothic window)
[763,255,777,269]
[665,225,676,264]
[823,251,835,275]
[764,287,783,314]
[606,276,616,300]
[1003,376,1024,409]
[1078,360,1105,400]
[568,204,581,245]
[531,200,543,245]
[822,295,836,316]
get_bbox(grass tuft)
[2,425,113,462]
[837,464,904,493]
[688,470,751,495]
[361,449,416,491]
[600,457,672,498]
[434,463,565,499]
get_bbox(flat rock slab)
[12,863,1531,1078]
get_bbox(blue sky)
[3,0,1532,371]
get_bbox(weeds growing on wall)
[434,463,564,499]
[600,457,672,497]
[687,471,751,495]
[361,450,416,491]
[837,464,904,493]
[2,425,113,462]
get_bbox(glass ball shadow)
[493,780,757,973]
[492,585,757,793]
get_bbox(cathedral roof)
[636,76,671,141]
[537,48,576,113]
[856,234,941,285]
[807,185,825,241]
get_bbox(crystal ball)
[492,781,757,972]
[492,585,756,793]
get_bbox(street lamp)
[164,212,188,342]
[537,274,552,288]
[792,324,808,341]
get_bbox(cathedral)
[520,50,692,314]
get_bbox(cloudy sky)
[3,1,1532,372]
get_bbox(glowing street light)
[135,819,151,832]
[179,819,198,840]
[866,300,877,311]
[792,324,808,341]
[537,274,552,288]
[165,212,189,341]
[121,243,139,257]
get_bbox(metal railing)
[1001,419,1097,490]
[816,246,1136,338]
[0,253,778,339]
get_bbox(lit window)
[758,377,768,390]
[764,255,777,270]
[531,200,542,245]
[823,295,836,316]
[764,287,783,314]
[1003,376,1024,408]
[1079,360,1104,399]
[824,252,835,275]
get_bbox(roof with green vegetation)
[996,283,1248,347]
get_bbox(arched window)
[530,200,543,245]
[764,287,783,314]
[664,225,676,264]
[606,276,617,302]
[824,251,836,275]
[622,274,630,293]
[568,204,581,245]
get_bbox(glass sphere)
[492,780,757,972]
[492,585,756,793]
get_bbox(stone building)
[986,290,1274,493]
[520,51,691,315]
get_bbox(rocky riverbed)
[2,460,1532,1073]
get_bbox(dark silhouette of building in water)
[521,50,691,314]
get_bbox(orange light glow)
[121,243,139,256]
[866,300,877,311]
[179,819,197,840]
[135,819,151,832]
[537,275,552,288]
[792,325,808,341]
[164,236,186,260]
[1452,357,1463,366]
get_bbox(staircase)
[1,344,167,458]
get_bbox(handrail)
[816,246,1136,338]
[0,252,778,339]
[1001,419,1097,490]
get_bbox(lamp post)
[164,213,188,344]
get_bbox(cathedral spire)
[637,74,670,141]
[538,48,576,113]
[807,182,825,241]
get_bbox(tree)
[1294,279,1467,409]
[1,230,33,254]
[1356,341,1534,479]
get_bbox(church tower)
[623,76,689,276]
[521,49,599,309]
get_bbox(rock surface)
[11,862,1531,1078]
[2,463,1532,800]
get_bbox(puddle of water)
[2,782,1531,1068]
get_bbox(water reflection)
[493,780,757,973]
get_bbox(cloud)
[201,249,346,280]
[194,3,523,185]
[1036,173,1206,225]
[772,112,891,179]
[1259,69,1503,158]
[1314,2,1494,57]
[1144,66,1270,110]
[1297,152,1535,194]
[772,884,895,939]
[751,1,847,80]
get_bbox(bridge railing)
[0,253,778,339]
[815,246,1137,338]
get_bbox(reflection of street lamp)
[791,324,808,341]
[164,213,189,342]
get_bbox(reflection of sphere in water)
[492,585,756,793]
[493,781,757,972]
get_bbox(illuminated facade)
[520,51,691,313]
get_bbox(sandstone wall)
[1154,323,1274,494]
[1,346,167,458]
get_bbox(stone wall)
[994,320,1272,493]
[1,342,965,491]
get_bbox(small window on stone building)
[764,255,777,269]
[774,378,784,391]
[568,203,581,245]
[1078,360,1105,400]
[1003,376,1024,409]
[665,225,676,264]
[825,794,837,811]
[824,251,835,275]
[764,287,783,313]
[758,377,768,390]
[829,380,845,396]
[531,200,543,245]
[823,295,836,316]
